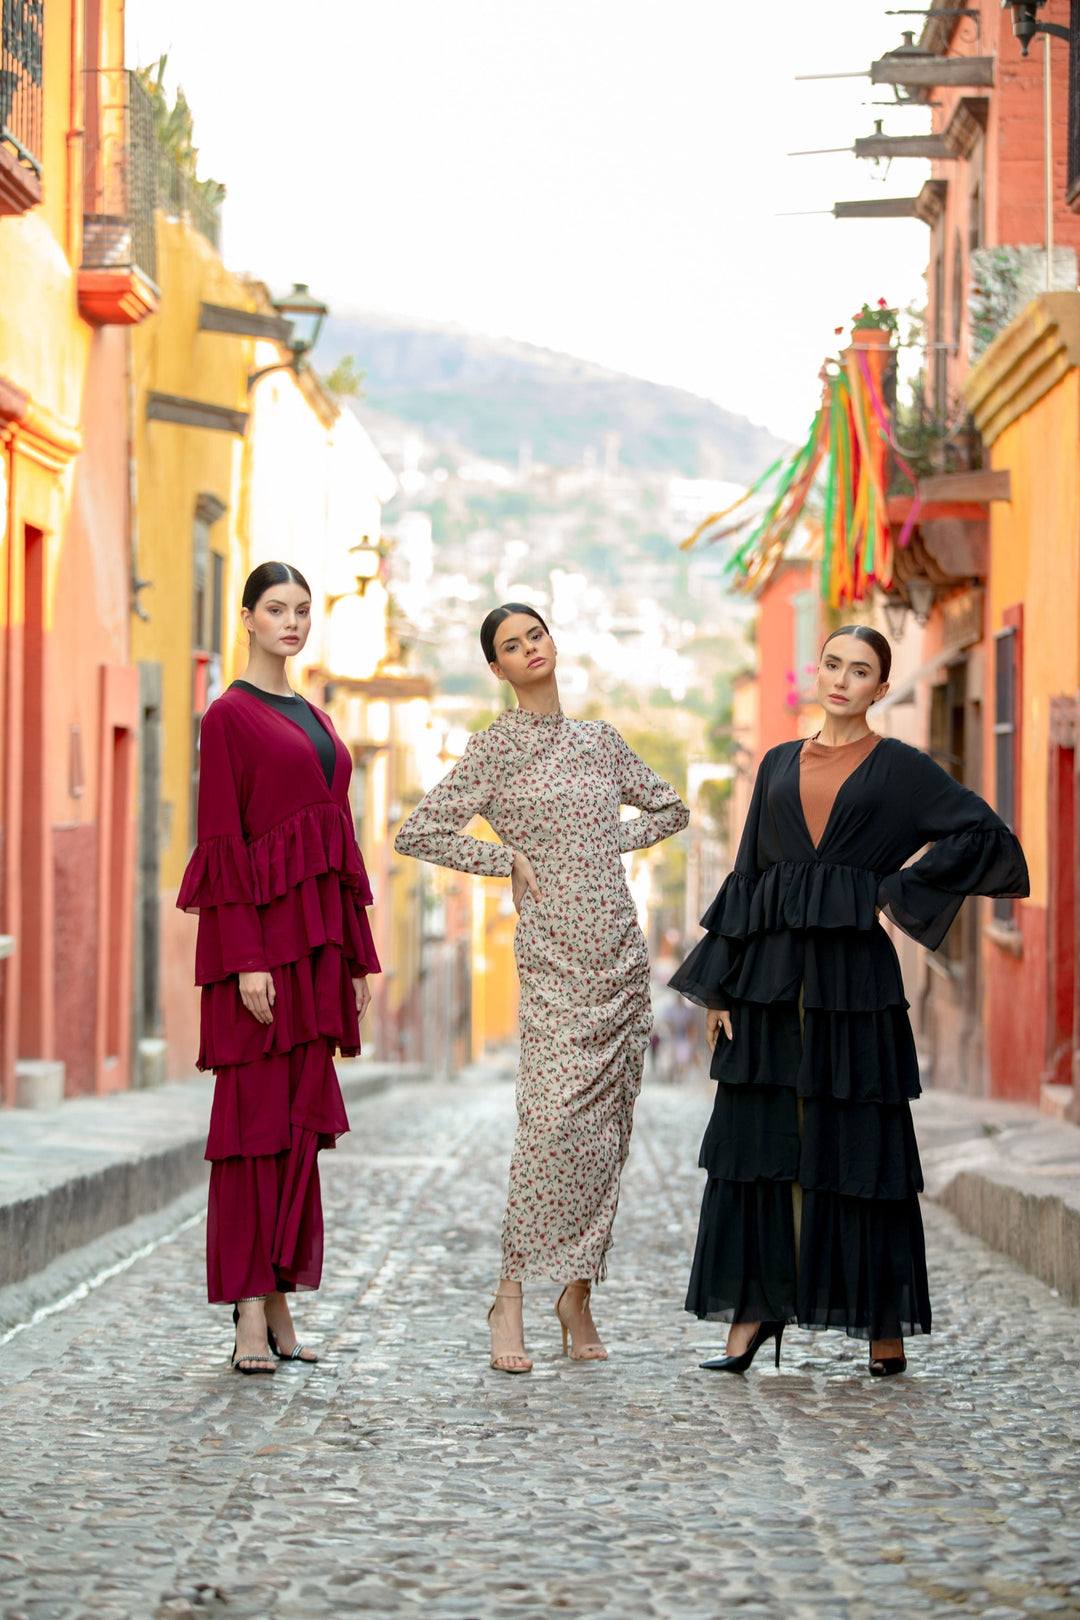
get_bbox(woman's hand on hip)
[706,1009,732,1049]
[353,976,372,1021]
[239,971,276,1024]
[511,850,542,914]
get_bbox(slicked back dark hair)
[821,623,892,682]
[242,560,312,612]
[480,602,550,666]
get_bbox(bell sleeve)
[176,705,267,978]
[876,751,1030,952]
[394,732,515,878]
[669,754,767,1011]
[606,726,690,852]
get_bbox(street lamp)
[326,537,386,607]
[1001,1,1069,55]
[247,282,330,393]
[351,537,386,596]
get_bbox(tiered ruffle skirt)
[671,861,932,1340]
[178,803,378,1304]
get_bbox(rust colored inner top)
[799,731,881,850]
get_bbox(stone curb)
[917,1088,1080,1309]
[934,1167,1080,1307]
[0,1061,429,1292]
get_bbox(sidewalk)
[917,1087,1080,1305]
[0,1061,428,1291]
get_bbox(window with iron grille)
[993,626,1018,924]
[1,0,43,176]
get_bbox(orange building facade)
[0,0,151,1104]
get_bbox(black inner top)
[232,680,336,790]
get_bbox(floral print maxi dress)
[395,709,688,1282]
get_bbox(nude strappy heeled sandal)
[556,1282,608,1361]
[487,1289,533,1374]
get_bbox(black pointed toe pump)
[700,1320,785,1373]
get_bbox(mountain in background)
[320,311,785,479]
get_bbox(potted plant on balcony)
[850,299,899,349]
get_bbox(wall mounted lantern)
[247,282,330,393]
[1001,1,1069,55]
[350,537,385,595]
[326,537,387,607]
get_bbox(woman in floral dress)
[395,604,688,1372]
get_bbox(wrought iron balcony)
[156,156,222,257]
[0,0,44,216]
[80,69,159,323]
[79,68,224,324]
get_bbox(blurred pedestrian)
[671,626,1028,1377]
[177,561,380,1374]
[395,603,688,1372]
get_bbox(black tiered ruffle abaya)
[670,736,1029,1341]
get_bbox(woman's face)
[241,581,312,658]
[489,613,557,687]
[816,634,888,717]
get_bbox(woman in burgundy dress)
[178,561,380,1374]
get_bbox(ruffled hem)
[194,878,379,986]
[797,1188,932,1339]
[672,862,887,1011]
[701,861,880,941]
[198,945,363,1070]
[878,825,1028,951]
[799,1008,920,1102]
[797,1094,923,1200]
[687,926,907,1013]
[248,801,373,907]
[177,834,256,912]
[206,1125,328,1301]
[685,1178,932,1338]
[205,1038,349,1159]
[685,1177,796,1324]
[178,801,374,916]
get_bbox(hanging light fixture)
[906,576,936,626]
[1001,1,1068,56]
[882,596,909,641]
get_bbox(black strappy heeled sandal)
[266,1327,319,1365]
[230,1302,276,1375]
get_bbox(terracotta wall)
[980,364,1080,1099]
[0,2,136,1101]
[929,0,1080,404]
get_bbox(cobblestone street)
[3,1074,1080,1620]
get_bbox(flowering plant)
[851,298,899,334]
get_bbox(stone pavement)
[3,1075,1080,1620]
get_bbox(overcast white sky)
[126,0,934,442]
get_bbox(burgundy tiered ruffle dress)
[671,735,1029,1342]
[177,685,380,1304]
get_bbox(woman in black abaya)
[671,625,1028,1376]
